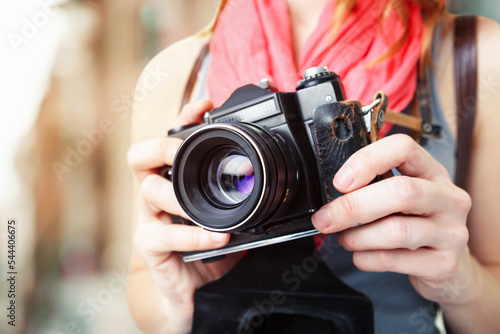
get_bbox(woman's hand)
[311,134,476,306]
[128,99,242,333]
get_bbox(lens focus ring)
[171,123,292,232]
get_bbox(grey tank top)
[193,22,454,334]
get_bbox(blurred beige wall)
[2,0,216,333]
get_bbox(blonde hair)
[204,0,447,71]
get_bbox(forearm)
[441,256,500,333]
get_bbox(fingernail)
[334,166,354,190]
[312,207,331,231]
[210,232,228,244]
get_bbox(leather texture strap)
[384,108,422,133]
[409,93,422,143]
[454,15,478,190]
[384,64,441,141]
[180,42,210,110]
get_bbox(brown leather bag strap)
[180,42,210,110]
[454,15,478,190]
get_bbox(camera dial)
[296,66,340,90]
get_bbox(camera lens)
[171,123,295,232]
[208,149,255,205]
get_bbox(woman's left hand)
[311,134,475,305]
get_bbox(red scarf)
[207,0,425,137]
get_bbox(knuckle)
[436,163,450,178]
[453,188,472,214]
[339,193,360,220]
[391,176,419,202]
[457,226,470,246]
[385,216,411,248]
[450,225,469,248]
[188,231,204,250]
[349,148,374,172]
[158,138,174,161]
[377,250,396,271]
[139,175,170,215]
[140,174,161,197]
[398,135,425,165]
[397,133,416,149]
[161,229,177,249]
[440,252,459,276]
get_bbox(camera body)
[166,67,371,262]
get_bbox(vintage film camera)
[163,67,384,262]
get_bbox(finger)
[140,173,185,217]
[337,215,442,252]
[174,99,213,127]
[135,220,230,254]
[352,248,459,281]
[312,176,454,233]
[333,134,450,193]
[128,137,183,180]
[201,251,246,279]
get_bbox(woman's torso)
[186,17,455,333]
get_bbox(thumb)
[174,99,214,127]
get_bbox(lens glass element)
[208,149,255,205]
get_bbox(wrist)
[439,253,484,314]
[161,296,194,334]
[436,255,500,334]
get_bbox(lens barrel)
[171,123,293,232]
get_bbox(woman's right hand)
[128,99,242,333]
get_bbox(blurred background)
[0,0,498,333]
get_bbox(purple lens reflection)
[212,153,255,205]
[235,174,255,197]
